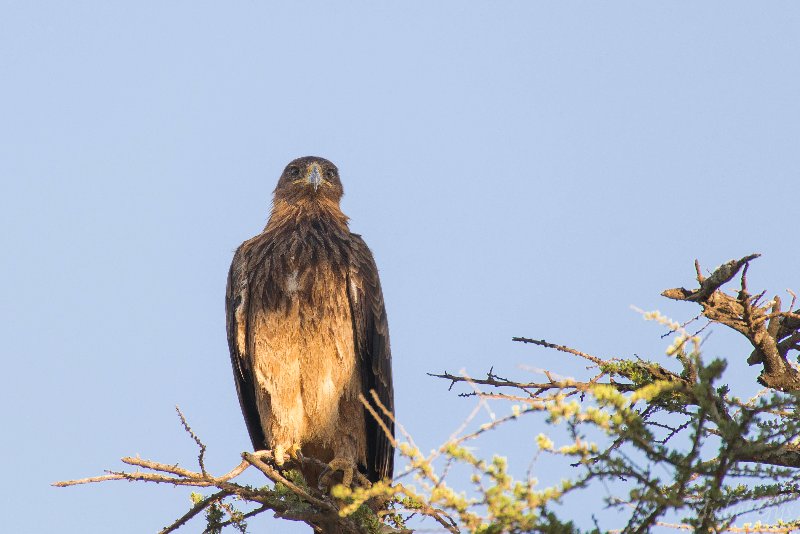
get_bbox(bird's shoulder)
[347,232,376,261]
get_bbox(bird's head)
[273,156,344,205]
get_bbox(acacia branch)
[160,490,230,534]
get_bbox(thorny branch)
[176,405,207,476]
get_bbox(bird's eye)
[325,168,337,180]
[288,166,300,177]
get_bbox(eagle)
[225,156,394,489]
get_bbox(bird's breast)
[251,257,360,443]
[285,269,300,294]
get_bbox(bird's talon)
[319,457,369,490]
[288,443,303,461]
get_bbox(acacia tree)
[56,254,800,533]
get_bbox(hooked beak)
[306,163,323,192]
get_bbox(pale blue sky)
[2,2,799,533]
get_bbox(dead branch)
[176,405,207,476]
[663,254,800,391]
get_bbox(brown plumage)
[225,156,394,487]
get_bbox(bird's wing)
[226,244,267,451]
[347,234,395,482]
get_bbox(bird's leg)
[273,444,288,466]
[319,457,370,490]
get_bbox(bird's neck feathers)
[264,197,350,235]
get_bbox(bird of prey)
[225,156,394,488]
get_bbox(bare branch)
[663,255,800,391]
[511,336,604,365]
[176,406,207,476]
[662,254,760,303]
[52,474,127,487]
